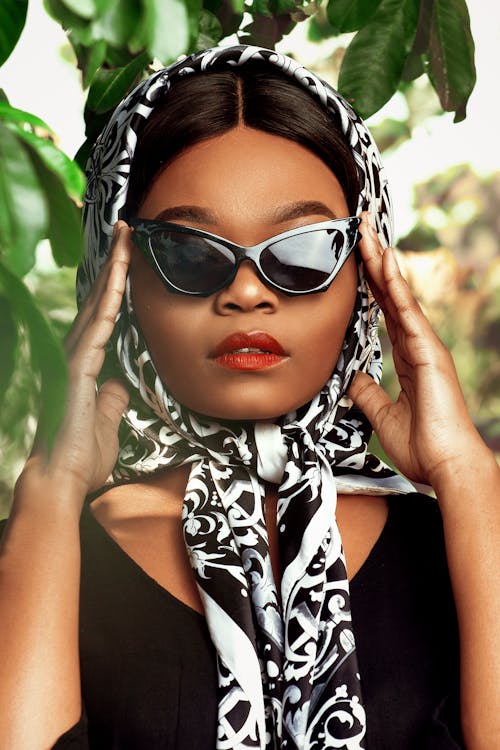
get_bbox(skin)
[130,126,358,420]
[0,125,499,750]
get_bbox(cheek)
[130,259,205,389]
[136,299,206,389]
[301,261,358,373]
[293,301,353,396]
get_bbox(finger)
[67,225,121,335]
[382,247,436,341]
[358,213,385,289]
[65,221,131,354]
[96,378,129,429]
[357,213,398,320]
[62,225,131,411]
[358,216,438,349]
[347,371,393,434]
[69,221,131,328]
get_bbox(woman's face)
[130,126,358,421]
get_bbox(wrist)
[429,442,500,506]
[13,457,88,522]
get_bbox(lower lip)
[215,352,286,370]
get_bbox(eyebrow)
[154,206,218,223]
[270,201,338,223]
[153,200,338,224]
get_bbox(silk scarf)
[78,45,414,749]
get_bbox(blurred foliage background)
[0,0,498,514]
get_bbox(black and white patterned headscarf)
[78,45,414,750]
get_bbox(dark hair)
[125,63,360,217]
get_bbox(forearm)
[433,446,500,750]
[0,466,84,749]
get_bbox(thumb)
[96,379,129,433]
[347,371,392,433]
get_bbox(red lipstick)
[212,332,287,371]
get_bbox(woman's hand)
[348,212,490,491]
[20,221,132,502]
[0,223,133,748]
[349,214,500,748]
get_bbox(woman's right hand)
[19,221,132,503]
[0,224,132,748]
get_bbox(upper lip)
[212,331,286,357]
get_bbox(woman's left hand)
[349,214,500,749]
[347,212,489,491]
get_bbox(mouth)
[212,331,287,371]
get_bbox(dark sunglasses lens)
[150,231,234,293]
[261,229,346,291]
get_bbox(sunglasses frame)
[130,216,361,297]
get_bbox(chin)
[170,378,323,424]
[186,394,316,423]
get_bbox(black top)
[1,492,464,749]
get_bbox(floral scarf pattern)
[78,45,413,749]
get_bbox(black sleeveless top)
[1,493,464,749]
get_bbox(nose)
[213,260,280,314]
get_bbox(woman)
[0,45,498,750]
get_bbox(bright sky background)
[1,0,499,240]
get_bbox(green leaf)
[400,0,431,82]
[103,46,135,67]
[86,51,150,114]
[0,102,54,133]
[251,0,272,17]
[74,134,97,172]
[0,123,47,277]
[401,48,425,82]
[327,0,382,33]
[426,0,476,122]
[195,9,223,49]
[271,0,296,14]
[0,259,67,446]
[81,39,107,88]
[59,0,113,20]
[185,0,203,44]
[67,24,94,48]
[338,0,420,119]
[411,0,433,54]
[26,147,83,268]
[44,0,89,32]
[91,0,142,49]
[0,0,28,67]
[0,295,18,408]
[139,0,191,63]
[13,128,86,201]
[229,0,245,12]
[307,12,336,40]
